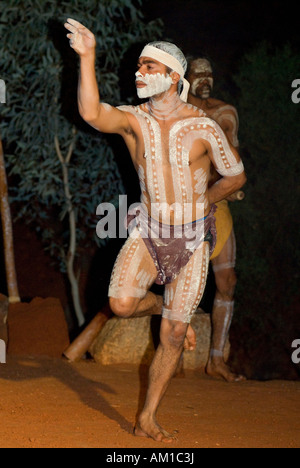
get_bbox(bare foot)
[184,324,196,351]
[134,417,176,443]
[206,358,247,382]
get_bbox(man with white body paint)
[187,57,246,382]
[64,19,246,442]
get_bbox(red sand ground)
[0,222,299,448]
[1,295,299,449]
[0,356,300,448]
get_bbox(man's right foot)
[134,418,176,443]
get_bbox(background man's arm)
[216,106,240,149]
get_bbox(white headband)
[139,45,190,102]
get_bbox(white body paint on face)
[136,72,172,99]
[192,58,212,73]
[191,78,213,98]
[190,58,214,99]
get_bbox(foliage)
[230,43,300,342]
[0,0,163,269]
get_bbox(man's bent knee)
[109,297,137,318]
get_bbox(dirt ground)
[0,219,299,449]
[0,355,299,449]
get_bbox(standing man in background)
[187,57,246,382]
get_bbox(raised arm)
[64,18,130,135]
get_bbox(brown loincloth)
[127,205,216,285]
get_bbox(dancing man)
[187,57,246,382]
[65,19,246,442]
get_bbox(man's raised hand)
[64,18,96,56]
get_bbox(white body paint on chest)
[117,105,243,222]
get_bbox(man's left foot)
[206,358,246,382]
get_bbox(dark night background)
[142,0,299,88]
[144,0,299,63]
[0,0,299,379]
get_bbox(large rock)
[90,315,156,366]
[90,310,230,369]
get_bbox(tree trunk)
[55,132,85,327]
[0,137,20,303]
